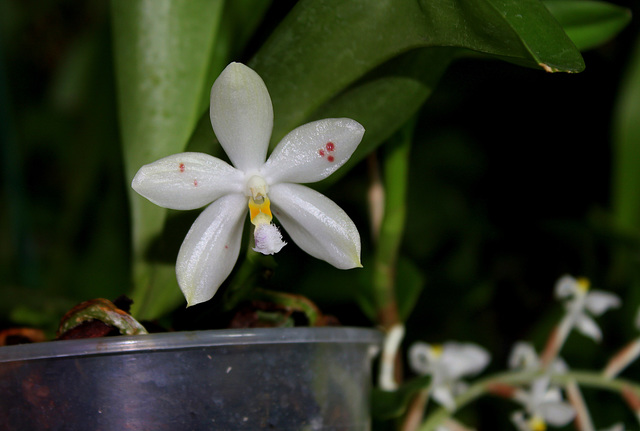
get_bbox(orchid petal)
[408,342,432,375]
[585,290,621,315]
[432,385,457,411]
[508,342,539,370]
[269,183,361,269]
[539,401,575,426]
[261,118,365,184]
[176,193,247,306]
[441,342,490,379]
[209,62,273,171]
[574,313,603,341]
[131,152,243,210]
[555,275,578,299]
[530,377,551,407]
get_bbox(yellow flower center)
[430,344,444,358]
[576,277,590,293]
[248,195,273,226]
[246,175,273,226]
[528,416,546,431]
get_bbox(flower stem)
[371,118,415,329]
[419,370,640,431]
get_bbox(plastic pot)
[0,327,382,430]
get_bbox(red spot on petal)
[179,163,185,173]
[319,149,325,157]
[326,142,335,151]
[327,155,335,162]
[225,245,228,249]
[193,179,198,187]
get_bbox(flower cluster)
[403,276,635,431]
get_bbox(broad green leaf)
[612,32,640,234]
[196,0,273,114]
[312,48,454,185]
[250,0,584,147]
[543,0,631,51]
[111,0,224,319]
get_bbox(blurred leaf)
[371,375,431,420]
[111,0,224,319]
[250,0,583,149]
[612,31,640,235]
[196,0,273,113]
[396,258,425,322]
[543,0,631,51]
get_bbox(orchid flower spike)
[132,62,364,306]
[409,341,490,410]
[554,275,621,342]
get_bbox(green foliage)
[544,0,632,51]
[371,375,431,420]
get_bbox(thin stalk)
[419,370,640,431]
[371,118,415,329]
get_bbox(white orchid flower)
[511,376,575,431]
[408,341,490,410]
[132,62,364,306]
[509,341,567,375]
[507,342,574,430]
[555,275,621,342]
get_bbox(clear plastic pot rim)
[0,326,383,362]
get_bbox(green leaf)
[111,0,224,319]
[371,375,431,420]
[250,0,584,148]
[612,32,640,234]
[543,0,631,52]
[396,258,425,322]
[312,48,454,185]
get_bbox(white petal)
[432,385,457,411]
[539,401,575,426]
[555,275,578,299]
[209,62,273,171]
[131,153,243,210]
[176,193,247,306]
[269,183,361,269]
[574,313,603,341]
[441,342,490,379]
[510,411,530,431]
[408,342,433,375]
[508,342,539,370]
[261,118,365,184]
[585,290,621,316]
[530,377,551,407]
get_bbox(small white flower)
[132,62,364,306]
[508,343,574,430]
[555,275,621,342]
[408,341,490,410]
[509,342,567,375]
[511,377,575,430]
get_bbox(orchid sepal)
[209,62,273,172]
